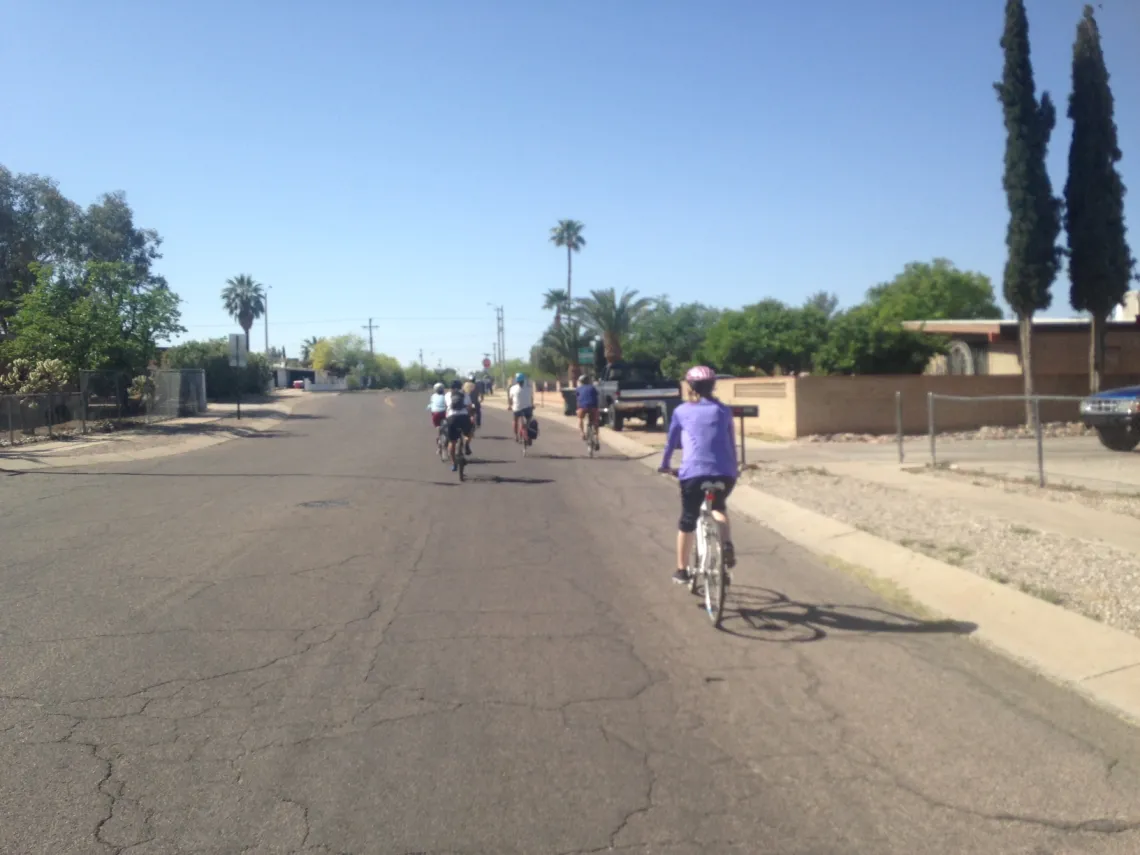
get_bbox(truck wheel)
[611,409,624,432]
[645,412,659,430]
[1095,425,1140,452]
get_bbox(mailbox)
[730,405,758,418]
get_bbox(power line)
[178,316,547,328]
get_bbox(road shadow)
[464,458,512,465]
[476,435,512,441]
[716,585,977,643]
[467,474,554,485]
[0,469,459,487]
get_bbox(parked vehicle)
[1079,384,1140,451]
[596,360,681,431]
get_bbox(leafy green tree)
[1064,4,1136,392]
[80,191,166,289]
[542,288,570,328]
[702,300,827,376]
[574,288,654,366]
[221,274,265,350]
[310,334,378,380]
[0,168,83,332]
[3,262,183,378]
[995,0,1063,421]
[162,338,271,399]
[866,260,1002,321]
[347,352,405,389]
[623,300,722,378]
[814,307,946,375]
[803,291,840,320]
[300,336,321,366]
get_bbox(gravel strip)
[920,465,1140,520]
[744,461,1140,637]
[800,421,1094,444]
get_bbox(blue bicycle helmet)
[515,372,526,383]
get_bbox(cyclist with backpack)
[507,373,534,443]
[463,373,482,427]
[444,379,474,469]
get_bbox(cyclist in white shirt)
[507,373,534,443]
[444,379,474,469]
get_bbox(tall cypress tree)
[1065,4,1135,393]
[995,0,1062,423]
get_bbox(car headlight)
[1081,399,1139,415]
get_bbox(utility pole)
[264,285,272,357]
[490,304,506,391]
[419,348,425,386]
[362,318,377,355]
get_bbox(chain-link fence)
[1,369,208,447]
[925,393,1100,489]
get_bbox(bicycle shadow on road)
[718,585,977,643]
[465,474,554,485]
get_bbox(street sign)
[730,405,758,465]
[483,358,492,369]
[228,334,248,368]
[577,347,594,365]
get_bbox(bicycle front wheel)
[700,516,726,626]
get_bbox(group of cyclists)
[426,375,481,471]
[424,364,739,586]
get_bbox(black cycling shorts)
[513,407,534,421]
[678,476,736,533]
[446,413,473,442]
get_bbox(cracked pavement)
[3,391,1140,854]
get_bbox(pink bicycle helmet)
[685,365,716,383]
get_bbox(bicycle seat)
[699,480,727,492]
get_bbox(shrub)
[162,339,272,399]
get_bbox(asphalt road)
[2,391,1140,855]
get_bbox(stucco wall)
[685,372,1140,438]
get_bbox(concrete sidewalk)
[528,392,1140,727]
[0,392,305,472]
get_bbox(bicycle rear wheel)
[700,515,726,626]
[687,537,700,595]
[586,424,595,458]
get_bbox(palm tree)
[549,220,586,304]
[542,288,570,328]
[221,274,266,350]
[300,336,321,366]
[540,322,589,377]
[575,288,654,364]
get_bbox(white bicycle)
[666,471,728,627]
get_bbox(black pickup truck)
[596,360,682,431]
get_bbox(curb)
[534,398,1140,727]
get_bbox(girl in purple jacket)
[658,366,739,585]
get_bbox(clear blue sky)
[4,0,1138,370]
